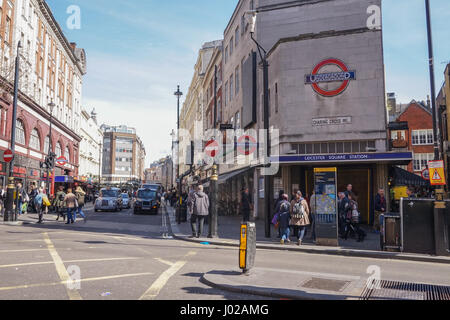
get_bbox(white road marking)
[0,272,154,292]
[42,232,83,300]
[154,258,174,266]
[139,251,197,300]
[0,257,142,269]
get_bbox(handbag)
[43,196,51,207]
[271,213,279,225]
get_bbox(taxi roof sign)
[428,160,446,186]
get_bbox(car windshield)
[101,190,118,197]
[138,190,156,199]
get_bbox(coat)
[289,199,310,226]
[75,190,86,207]
[192,191,210,216]
[277,200,291,229]
[240,191,252,213]
[54,191,66,207]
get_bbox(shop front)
[0,162,6,189]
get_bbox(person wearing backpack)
[290,191,310,246]
[75,186,87,223]
[54,186,66,222]
[277,194,291,245]
[34,188,45,224]
[343,193,366,242]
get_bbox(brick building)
[0,0,86,192]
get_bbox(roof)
[392,166,430,187]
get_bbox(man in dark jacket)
[338,192,349,237]
[277,194,291,244]
[374,189,386,233]
[240,188,252,223]
[190,185,210,238]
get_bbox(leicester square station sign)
[305,58,356,97]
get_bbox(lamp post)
[246,11,272,238]
[174,86,183,223]
[209,65,219,238]
[4,41,22,222]
[170,129,176,188]
[46,100,55,196]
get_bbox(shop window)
[336,142,344,153]
[55,143,62,158]
[352,141,360,153]
[329,142,336,154]
[344,142,352,153]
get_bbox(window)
[229,75,233,101]
[413,153,434,172]
[30,129,41,151]
[16,120,26,145]
[65,146,70,161]
[235,111,241,130]
[235,27,240,47]
[229,37,234,56]
[235,66,240,95]
[224,81,228,107]
[412,129,433,145]
[55,143,62,158]
[44,136,50,153]
[275,83,279,113]
[224,46,228,64]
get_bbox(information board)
[314,168,338,246]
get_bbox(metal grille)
[361,280,450,300]
[102,200,109,206]
[143,201,150,206]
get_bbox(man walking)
[240,187,253,223]
[64,188,77,225]
[16,183,28,215]
[54,186,66,221]
[190,185,209,238]
[75,186,87,223]
[374,188,386,233]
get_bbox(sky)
[45,0,450,165]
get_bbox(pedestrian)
[406,186,416,198]
[344,184,353,198]
[240,187,253,223]
[277,194,291,244]
[34,188,49,224]
[290,191,310,246]
[54,186,66,221]
[29,183,38,213]
[309,190,317,242]
[274,190,285,238]
[16,183,29,215]
[75,186,87,223]
[63,188,77,225]
[374,188,386,233]
[338,192,349,238]
[343,193,366,242]
[190,185,209,238]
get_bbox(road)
[0,206,449,300]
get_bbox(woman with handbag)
[34,188,45,224]
[290,191,310,246]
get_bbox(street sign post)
[428,160,446,186]
[421,168,430,181]
[3,149,13,163]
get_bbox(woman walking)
[54,186,66,222]
[75,186,87,223]
[277,194,291,245]
[290,191,310,246]
[34,188,45,224]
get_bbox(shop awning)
[218,167,252,185]
[393,166,430,187]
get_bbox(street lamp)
[170,129,176,188]
[4,41,22,222]
[245,10,272,238]
[174,86,183,224]
[46,100,56,196]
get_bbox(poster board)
[314,168,338,246]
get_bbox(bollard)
[239,222,256,274]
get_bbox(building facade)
[78,108,102,184]
[438,63,450,186]
[101,125,146,186]
[0,0,86,192]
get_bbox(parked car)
[121,193,131,209]
[95,188,123,212]
[134,188,158,215]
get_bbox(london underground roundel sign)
[305,58,356,97]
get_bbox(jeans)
[36,203,43,222]
[297,226,307,241]
[191,214,205,237]
[242,210,250,223]
[18,200,23,215]
[66,208,76,223]
[75,205,86,220]
[281,227,290,241]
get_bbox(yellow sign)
[239,224,247,269]
[393,186,408,200]
[428,160,446,186]
[314,168,337,173]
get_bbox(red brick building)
[390,100,434,175]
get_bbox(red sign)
[57,156,68,166]
[3,149,13,163]
[421,168,430,180]
[205,140,219,158]
[305,58,356,97]
[237,135,257,156]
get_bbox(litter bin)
[380,213,401,252]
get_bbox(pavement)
[166,205,450,265]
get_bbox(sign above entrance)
[56,156,68,166]
[428,160,446,186]
[305,58,356,97]
[272,152,413,164]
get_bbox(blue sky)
[46,0,450,164]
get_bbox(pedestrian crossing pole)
[208,164,218,238]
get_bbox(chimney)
[70,42,77,51]
[427,95,431,109]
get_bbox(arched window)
[55,142,62,158]
[30,129,41,151]
[65,146,70,162]
[16,120,26,145]
[44,136,50,153]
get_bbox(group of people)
[0,182,88,224]
[272,190,313,246]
